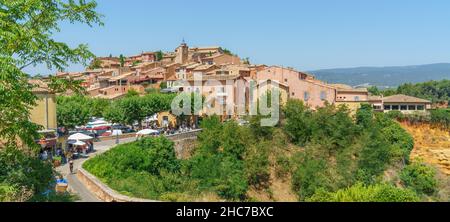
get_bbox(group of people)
[160,123,198,135]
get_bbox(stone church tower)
[175,40,189,64]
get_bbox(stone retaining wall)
[77,167,158,202]
[77,130,202,202]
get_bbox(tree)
[368,86,381,96]
[356,103,374,128]
[220,47,233,56]
[156,51,163,61]
[159,81,168,89]
[0,0,102,201]
[283,99,313,146]
[125,89,140,97]
[56,96,90,130]
[400,162,437,196]
[0,0,102,148]
[119,54,125,67]
[47,75,86,95]
[88,58,103,69]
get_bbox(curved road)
[56,137,136,202]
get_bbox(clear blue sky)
[26,0,450,75]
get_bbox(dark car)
[112,125,135,133]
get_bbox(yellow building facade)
[29,80,58,130]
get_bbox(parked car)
[112,124,135,133]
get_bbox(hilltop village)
[52,42,432,118]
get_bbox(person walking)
[69,159,74,174]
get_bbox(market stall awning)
[72,140,86,146]
[136,129,159,135]
[68,133,93,141]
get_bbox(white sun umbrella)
[72,140,86,146]
[68,133,93,141]
[136,129,159,136]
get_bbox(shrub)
[386,111,404,120]
[283,99,313,146]
[244,143,270,189]
[215,157,248,200]
[291,153,331,200]
[400,162,438,195]
[430,109,450,129]
[307,183,419,202]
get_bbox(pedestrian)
[69,159,74,174]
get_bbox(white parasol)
[68,133,93,141]
[136,129,159,135]
[72,140,86,146]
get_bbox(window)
[373,105,382,110]
[392,105,399,110]
[354,96,360,101]
[292,92,295,96]
[304,92,310,101]
[384,105,391,110]
[218,97,226,105]
[417,105,425,110]
[320,91,326,100]
[408,105,416,110]
[284,78,288,82]
[401,105,408,110]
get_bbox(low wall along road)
[76,130,201,202]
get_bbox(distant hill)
[309,63,450,88]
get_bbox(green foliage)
[385,110,405,120]
[283,99,313,146]
[284,99,417,200]
[84,137,184,199]
[292,152,331,200]
[0,0,101,201]
[119,54,125,67]
[155,51,163,61]
[356,103,374,128]
[103,93,175,126]
[249,115,274,139]
[244,143,270,189]
[368,86,381,96]
[307,183,419,202]
[125,89,140,97]
[220,47,233,56]
[145,87,159,94]
[57,95,105,129]
[47,75,86,95]
[56,96,90,129]
[214,156,248,200]
[400,162,438,195]
[392,80,450,103]
[1,0,101,147]
[0,147,54,202]
[159,81,168,89]
[430,109,450,129]
[88,58,103,69]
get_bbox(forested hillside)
[369,79,450,104]
[84,100,447,202]
[310,63,450,88]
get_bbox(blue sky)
[26,0,450,75]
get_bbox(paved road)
[56,137,136,202]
